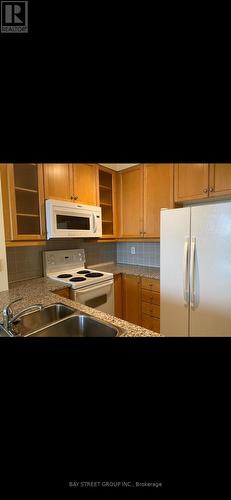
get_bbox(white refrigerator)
[160,202,231,336]
[0,175,8,292]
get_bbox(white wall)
[0,176,8,291]
[98,164,139,171]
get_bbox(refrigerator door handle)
[190,238,196,308]
[183,237,190,305]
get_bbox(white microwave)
[45,200,102,239]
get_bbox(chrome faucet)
[2,299,44,336]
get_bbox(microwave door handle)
[93,213,97,233]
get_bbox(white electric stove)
[43,249,114,314]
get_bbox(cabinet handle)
[140,231,143,235]
[70,196,74,200]
[74,196,78,200]
[203,189,208,193]
[209,187,214,192]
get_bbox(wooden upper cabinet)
[44,164,72,201]
[72,164,98,205]
[209,164,231,197]
[118,166,143,238]
[5,164,45,241]
[122,274,141,325]
[143,164,174,238]
[98,165,117,238]
[43,164,98,205]
[174,164,209,202]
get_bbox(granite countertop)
[0,277,161,337]
[92,263,160,279]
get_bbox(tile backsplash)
[117,242,160,267]
[6,240,160,283]
[6,240,117,283]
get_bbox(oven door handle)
[75,280,114,294]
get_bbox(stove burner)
[77,270,90,274]
[57,274,73,279]
[85,272,104,278]
[69,277,87,282]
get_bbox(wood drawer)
[141,289,160,305]
[142,314,160,333]
[142,302,160,319]
[52,287,70,299]
[142,277,160,292]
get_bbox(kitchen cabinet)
[141,277,160,333]
[174,164,231,202]
[143,164,174,237]
[52,287,70,299]
[118,164,173,239]
[1,164,45,242]
[98,165,117,238]
[43,164,72,201]
[209,164,231,197]
[114,273,123,319]
[44,163,98,205]
[174,164,209,202]
[122,274,141,325]
[72,164,98,205]
[115,273,160,333]
[118,166,144,238]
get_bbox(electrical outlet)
[131,247,136,255]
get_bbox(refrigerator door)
[190,201,231,336]
[0,176,8,292]
[160,207,191,336]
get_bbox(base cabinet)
[122,274,141,326]
[114,274,123,319]
[52,287,70,299]
[141,278,160,333]
[114,273,160,332]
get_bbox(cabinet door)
[118,166,143,238]
[43,164,72,201]
[0,164,11,241]
[143,164,173,238]
[72,164,98,205]
[114,273,123,319]
[122,274,141,325]
[7,164,45,240]
[174,164,209,202]
[209,164,231,197]
[98,166,117,238]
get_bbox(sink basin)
[12,303,76,336]
[25,314,118,337]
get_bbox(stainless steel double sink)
[2,303,119,338]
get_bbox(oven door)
[70,280,114,315]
